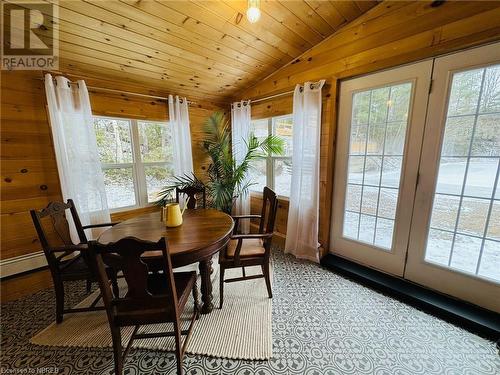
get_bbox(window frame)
[93,115,171,212]
[250,114,293,199]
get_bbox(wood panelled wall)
[239,0,500,252]
[240,1,500,98]
[1,71,56,261]
[0,70,221,301]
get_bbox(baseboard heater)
[0,251,48,279]
[320,254,500,340]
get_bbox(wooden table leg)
[199,256,214,314]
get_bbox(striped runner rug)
[30,265,272,360]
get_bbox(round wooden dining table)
[98,208,234,314]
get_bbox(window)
[249,114,293,197]
[93,116,174,210]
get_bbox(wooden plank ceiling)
[15,0,379,105]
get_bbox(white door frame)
[330,61,432,276]
[405,42,500,312]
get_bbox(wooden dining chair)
[218,187,278,308]
[30,199,120,323]
[88,237,199,375]
[176,185,206,209]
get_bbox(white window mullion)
[267,117,274,190]
[101,163,134,170]
[143,161,169,168]
[130,119,147,207]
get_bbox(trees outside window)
[249,114,293,197]
[93,116,174,210]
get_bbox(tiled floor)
[1,250,499,374]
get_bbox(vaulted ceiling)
[16,0,380,105]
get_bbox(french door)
[405,43,500,312]
[331,61,432,276]
[331,42,500,312]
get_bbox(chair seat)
[226,238,265,258]
[114,271,196,326]
[147,271,196,308]
[59,255,93,280]
[60,253,117,281]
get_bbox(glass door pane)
[424,64,500,282]
[343,83,412,250]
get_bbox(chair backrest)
[258,187,279,236]
[87,237,178,323]
[176,186,206,209]
[30,199,87,265]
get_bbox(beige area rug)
[30,265,272,360]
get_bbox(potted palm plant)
[156,111,284,214]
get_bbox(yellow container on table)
[162,203,186,227]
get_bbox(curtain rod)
[250,90,294,104]
[247,81,324,104]
[85,86,196,105]
[38,75,197,105]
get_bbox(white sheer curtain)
[285,80,325,262]
[169,95,194,178]
[231,100,251,233]
[44,74,110,243]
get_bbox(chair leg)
[219,266,225,309]
[193,280,200,320]
[242,267,246,277]
[86,279,92,293]
[110,271,119,298]
[173,320,183,375]
[54,280,65,324]
[262,262,272,299]
[111,326,124,375]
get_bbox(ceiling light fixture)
[247,0,261,24]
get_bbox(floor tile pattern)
[1,250,499,374]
